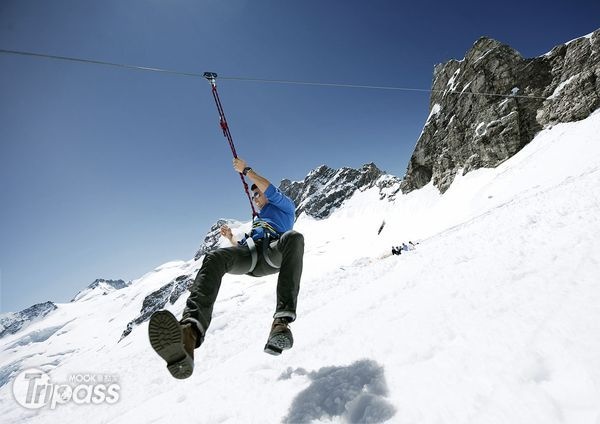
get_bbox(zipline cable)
[0,48,203,78]
[219,76,550,100]
[1,47,551,218]
[0,48,549,100]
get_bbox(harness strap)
[246,237,258,273]
[251,220,280,239]
[262,237,281,269]
[245,234,281,273]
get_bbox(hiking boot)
[264,317,294,356]
[148,310,200,379]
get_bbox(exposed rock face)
[90,279,128,290]
[279,163,395,219]
[119,274,194,340]
[541,33,600,124]
[194,219,238,260]
[401,29,600,194]
[71,279,129,302]
[0,301,57,338]
[194,164,401,257]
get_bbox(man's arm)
[233,158,270,192]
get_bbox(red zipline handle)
[204,73,258,218]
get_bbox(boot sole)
[148,310,194,379]
[264,332,293,356]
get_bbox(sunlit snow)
[1,110,600,424]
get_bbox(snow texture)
[1,109,600,423]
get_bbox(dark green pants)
[182,231,304,342]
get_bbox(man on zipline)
[148,157,304,379]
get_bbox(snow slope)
[1,110,600,423]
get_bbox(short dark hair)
[251,184,258,191]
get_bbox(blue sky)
[1,0,598,313]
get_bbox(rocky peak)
[71,279,129,302]
[0,301,57,338]
[280,162,387,219]
[119,274,194,341]
[194,219,238,260]
[467,36,521,63]
[88,279,128,291]
[402,28,600,194]
[194,163,401,257]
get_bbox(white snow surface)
[565,31,595,46]
[1,110,600,423]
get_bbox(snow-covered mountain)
[279,163,400,219]
[3,28,600,424]
[194,165,401,256]
[0,302,57,339]
[71,279,130,302]
[1,106,599,423]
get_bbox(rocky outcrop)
[0,301,57,338]
[539,32,600,125]
[194,219,238,260]
[193,163,401,258]
[401,29,600,194]
[279,163,391,219]
[119,274,194,340]
[71,279,130,302]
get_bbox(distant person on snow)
[392,241,419,256]
[148,158,304,379]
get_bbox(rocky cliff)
[194,219,239,261]
[71,278,130,302]
[401,29,600,193]
[280,162,400,219]
[0,301,57,338]
[119,274,194,340]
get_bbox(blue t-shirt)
[245,184,295,242]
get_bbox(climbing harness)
[245,234,282,274]
[244,221,283,273]
[203,71,258,218]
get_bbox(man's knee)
[282,230,304,247]
[204,247,230,261]
[199,248,231,273]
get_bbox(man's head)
[251,184,268,209]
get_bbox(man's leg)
[274,231,304,321]
[264,231,304,355]
[181,245,252,341]
[149,245,251,378]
